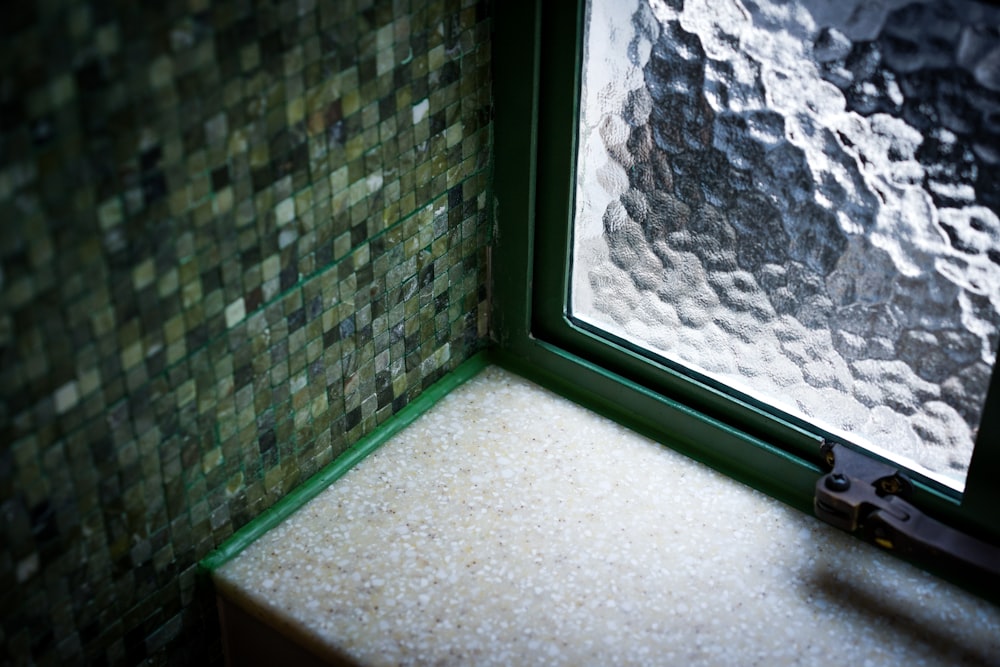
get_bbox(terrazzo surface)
[214,366,1000,666]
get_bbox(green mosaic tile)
[0,0,492,664]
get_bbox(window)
[493,0,1000,596]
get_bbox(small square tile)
[1,1,491,664]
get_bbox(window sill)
[209,362,1000,665]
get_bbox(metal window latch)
[814,441,1000,588]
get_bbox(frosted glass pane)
[571,0,1000,489]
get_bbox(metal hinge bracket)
[814,441,1000,587]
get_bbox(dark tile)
[0,1,492,665]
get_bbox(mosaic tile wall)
[0,0,492,664]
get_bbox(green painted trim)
[199,351,491,573]
[490,342,821,517]
[492,338,1000,605]
[490,0,541,349]
[963,362,1000,538]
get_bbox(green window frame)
[491,0,1000,600]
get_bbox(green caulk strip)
[200,350,491,572]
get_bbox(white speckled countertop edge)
[215,365,1000,667]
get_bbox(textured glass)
[571,0,1000,489]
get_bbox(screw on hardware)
[825,473,850,492]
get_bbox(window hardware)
[815,442,1000,588]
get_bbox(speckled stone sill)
[212,365,1000,667]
